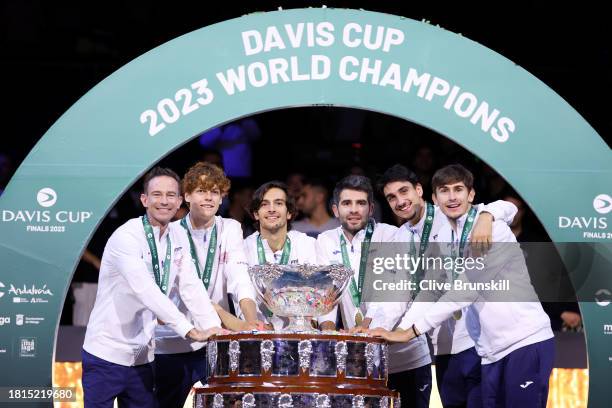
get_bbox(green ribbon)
[256,234,291,265]
[180,216,217,289]
[142,214,171,295]
[410,202,435,296]
[450,206,478,277]
[256,233,291,318]
[340,220,374,308]
[448,205,478,320]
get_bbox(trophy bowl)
[248,263,353,331]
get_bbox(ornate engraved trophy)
[193,264,401,408]
[249,263,352,331]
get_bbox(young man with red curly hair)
[153,162,261,408]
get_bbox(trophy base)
[285,315,315,332]
[194,386,400,408]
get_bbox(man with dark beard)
[316,174,433,408]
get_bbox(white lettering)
[216,66,247,95]
[453,92,478,118]
[470,102,500,132]
[339,56,359,81]
[342,23,362,48]
[383,28,404,52]
[263,26,286,52]
[242,30,263,56]
[490,117,515,143]
[402,68,431,96]
[311,55,331,80]
[425,77,450,101]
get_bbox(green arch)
[0,8,610,406]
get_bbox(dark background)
[1,1,610,168]
[1,1,599,329]
[2,0,610,246]
[2,0,610,230]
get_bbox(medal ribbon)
[448,206,477,320]
[180,216,217,289]
[142,214,171,295]
[256,234,291,265]
[410,202,435,296]
[450,206,478,278]
[256,234,291,317]
[340,220,374,308]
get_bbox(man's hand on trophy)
[319,321,336,332]
[368,327,415,343]
[348,326,369,334]
[186,327,222,342]
[243,320,273,331]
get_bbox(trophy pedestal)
[194,331,400,408]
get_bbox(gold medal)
[355,311,363,326]
[453,310,462,320]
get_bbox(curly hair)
[182,162,231,196]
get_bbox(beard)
[261,220,287,234]
[340,219,368,236]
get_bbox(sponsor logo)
[14,314,43,326]
[520,381,534,389]
[7,284,54,304]
[15,314,45,326]
[0,281,4,299]
[557,216,607,230]
[1,187,93,233]
[19,337,36,358]
[419,384,429,392]
[0,317,10,326]
[604,324,612,335]
[8,284,54,297]
[0,347,7,354]
[593,194,612,215]
[557,195,611,240]
[595,289,611,307]
[36,187,57,208]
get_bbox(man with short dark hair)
[371,164,554,408]
[82,166,222,408]
[243,181,317,329]
[153,162,261,408]
[317,174,433,408]
[376,163,517,408]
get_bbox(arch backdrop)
[0,8,610,406]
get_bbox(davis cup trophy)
[193,264,401,408]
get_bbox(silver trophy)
[248,263,353,331]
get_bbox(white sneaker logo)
[520,381,534,389]
[419,384,429,392]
